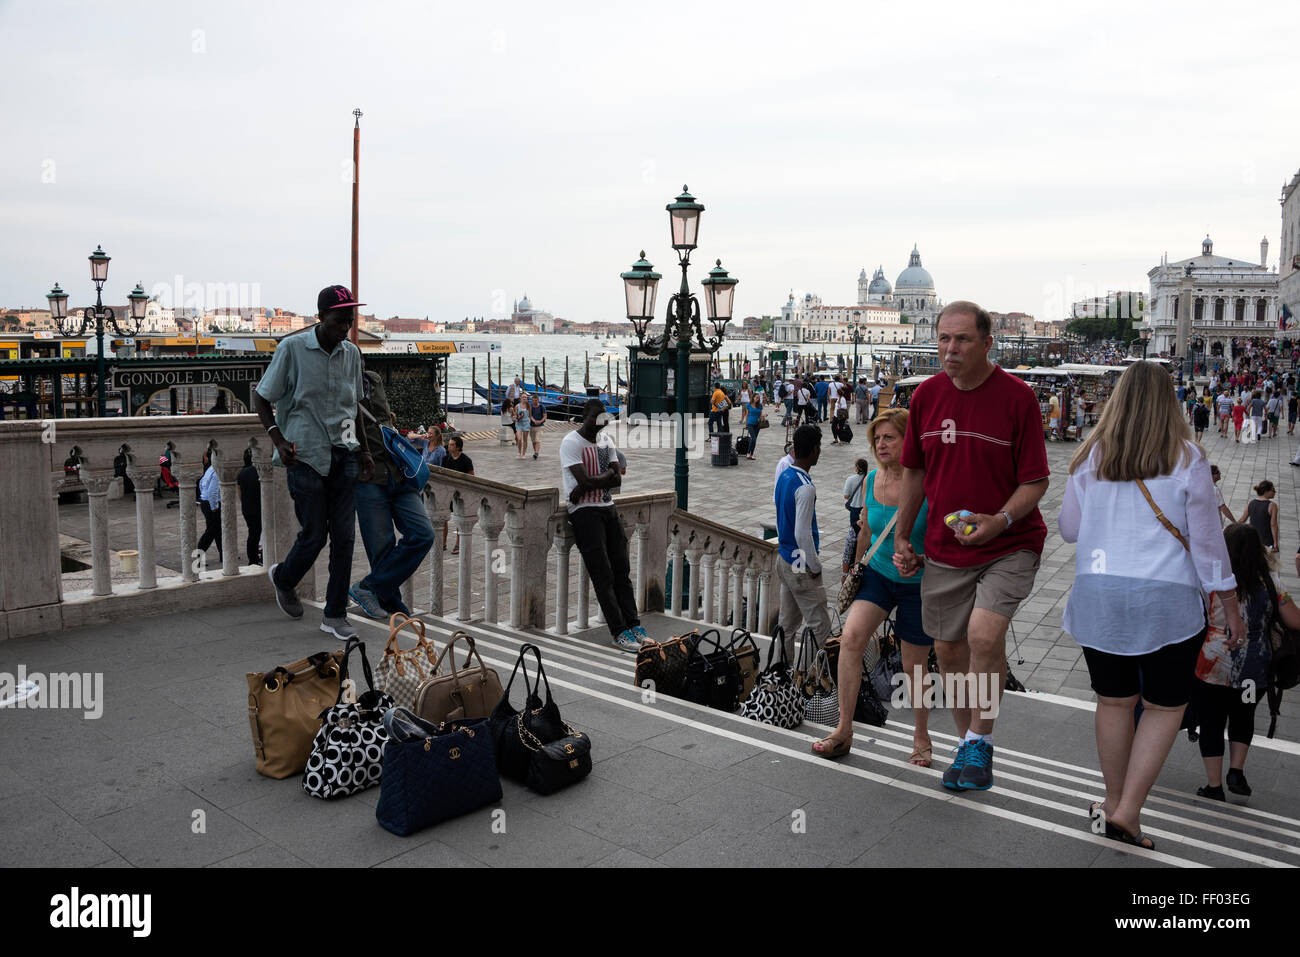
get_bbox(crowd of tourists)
[239,286,1286,855]
[765,302,1290,852]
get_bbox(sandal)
[1105,821,1155,851]
[909,745,933,767]
[811,736,851,759]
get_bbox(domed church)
[857,244,942,342]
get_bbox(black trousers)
[1192,680,1257,758]
[570,505,639,638]
[197,501,223,559]
[242,507,262,565]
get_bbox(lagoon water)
[389,332,909,407]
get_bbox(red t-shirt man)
[900,366,1050,566]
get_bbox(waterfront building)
[1281,167,1300,323]
[857,244,944,342]
[773,293,910,344]
[512,294,555,333]
[1142,234,1284,358]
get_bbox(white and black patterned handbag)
[303,638,395,800]
[738,627,805,729]
[794,628,839,725]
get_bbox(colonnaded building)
[1143,235,1283,359]
[772,244,942,345]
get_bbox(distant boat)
[473,380,620,421]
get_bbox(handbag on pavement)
[415,630,504,724]
[489,644,591,792]
[682,630,743,711]
[246,648,345,779]
[375,613,440,710]
[794,628,839,725]
[634,629,713,698]
[302,638,395,799]
[738,627,805,729]
[728,627,762,701]
[375,708,501,836]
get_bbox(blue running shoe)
[348,581,386,621]
[941,741,969,790]
[612,629,641,654]
[957,739,994,790]
[632,625,650,645]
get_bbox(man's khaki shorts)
[920,549,1041,643]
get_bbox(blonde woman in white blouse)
[1058,361,1245,852]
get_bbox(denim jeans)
[274,447,358,618]
[355,476,435,615]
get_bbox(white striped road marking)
[335,608,1292,868]
[434,614,1300,839]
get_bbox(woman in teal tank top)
[812,408,938,766]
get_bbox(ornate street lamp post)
[848,310,864,380]
[46,246,145,416]
[622,186,737,510]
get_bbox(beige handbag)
[414,631,504,724]
[375,613,440,710]
[246,649,345,779]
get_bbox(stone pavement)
[56,402,1300,742]
[2,605,1297,868]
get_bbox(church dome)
[518,295,534,312]
[895,245,933,290]
[1202,235,1213,256]
[867,265,892,295]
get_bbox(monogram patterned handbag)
[375,613,440,710]
[634,628,717,697]
[302,638,395,800]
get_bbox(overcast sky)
[3,0,1297,324]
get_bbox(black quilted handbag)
[738,627,805,729]
[375,708,501,836]
[519,721,592,795]
[302,638,395,800]
[681,630,742,711]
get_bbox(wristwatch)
[1000,510,1013,530]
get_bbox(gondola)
[472,380,620,420]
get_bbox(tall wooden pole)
[350,108,362,346]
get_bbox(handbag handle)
[1135,479,1190,551]
[764,626,790,671]
[501,643,543,709]
[688,629,725,659]
[432,631,490,685]
[385,612,435,657]
[335,638,377,704]
[795,625,822,671]
[727,627,758,657]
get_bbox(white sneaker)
[612,630,641,654]
[320,616,357,641]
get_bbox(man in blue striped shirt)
[774,424,831,661]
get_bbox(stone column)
[506,508,526,629]
[451,497,477,622]
[684,542,704,621]
[425,492,445,618]
[256,457,275,567]
[576,559,590,630]
[744,561,760,632]
[84,474,114,597]
[757,558,774,635]
[696,548,714,624]
[667,533,684,617]
[730,553,745,629]
[216,450,240,578]
[173,451,198,582]
[634,522,649,611]
[552,517,574,635]
[478,500,504,626]
[714,550,731,626]
[125,458,157,590]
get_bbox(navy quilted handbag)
[375,707,501,836]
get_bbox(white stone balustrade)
[0,415,301,639]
